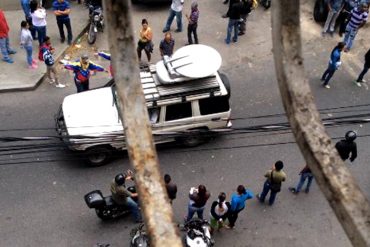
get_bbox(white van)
[55,45,232,166]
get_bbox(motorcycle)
[84,186,137,220]
[184,219,214,247]
[86,1,104,44]
[130,224,150,247]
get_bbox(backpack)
[38,45,45,61]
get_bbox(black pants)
[187,23,198,44]
[57,18,73,43]
[228,207,244,227]
[75,79,89,93]
[321,66,336,86]
[339,12,350,36]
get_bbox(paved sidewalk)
[0,2,88,92]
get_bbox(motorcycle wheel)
[96,208,113,220]
[87,23,97,45]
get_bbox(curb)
[0,22,90,93]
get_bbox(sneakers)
[32,59,38,65]
[324,85,330,89]
[55,84,66,88]
[238,31,245,36]
[28,64,38,69]
[8,50,17,55]
[2,58,14,63]
[49,78,55,84]
[289,187,298,194]
[354,81,362,87]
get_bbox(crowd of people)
[108,131,358,233]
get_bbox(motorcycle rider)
[111,173,142,222]
[335,131,358,162]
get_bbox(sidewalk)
[0,2,88,92]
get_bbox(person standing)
[338,0,360,37]
[209,192,230,234]
[289,165,314,194]
[53,0,73,45]
[110,173,142,222]
[343,3,368,52]
[20,0,36,39]
[64,54,105,93]
[321,42,345,89]
[137,19,153,63]
[225,0,242,44]
[322,0,345,37]
[41,36,65,88]
[222,0,238,18]
[185,1,199,44]
[162,0,185,33]
[20,20,37,69]
[0,9,16,64]
[164,174,177,204]
[238,0,253,36]
[30,1,47,46]
[159,32,175,58]
[335,130,358,162]
[227,185,253,229]
[185,184,210,222]
[256,161,286,206]
[354,48,370,86]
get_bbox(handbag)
[270,171,281,192]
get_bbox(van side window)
[148,107,160,124]
[199,96,230,115]
[165,102,192,121]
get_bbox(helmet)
[115,173,126,186]
[345,131,357,142]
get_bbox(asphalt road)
[1,1,370,246]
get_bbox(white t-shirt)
[31,8,47,27]
[171,0,184,12]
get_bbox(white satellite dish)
[170,44,222,78]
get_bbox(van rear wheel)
[85,146,112,167]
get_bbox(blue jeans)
[226,19,239,44]
[126,197,141,221]
[295,172,314,192]
[24,45,33,66]
[186,203,205,222]
[34,25,47,46]
[0,37,15,60]
[259,181,278,205]
[343,25,358,50]
[163,9,182,32]
[357,63,369,82]
[20,0,31,19]
[321,65,336,85]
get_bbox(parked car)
[55,45,232,166]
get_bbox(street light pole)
[103,0,182,246]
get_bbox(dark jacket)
[240,0,252,15]
[335,139,357,162]
[210,200,231,220]
[165,182,178,200]
[189,190,210,208]
[229,1,243,19]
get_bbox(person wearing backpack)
[256,161,286,206]
[41,36,65,88]
[354,48,370,86]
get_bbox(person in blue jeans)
[225,0,242,44]
[163,0,184,33]
[343,3,368,52]
[53,0,73,45]
[110,173,142,222]
[20,20,38,69]
[227,185,253,228]
[185,185,210,222]
[0,9,16,64]
[257,161,286,206]
[321,42,345,89]
[289,165,314,194]
[30,1,47,45]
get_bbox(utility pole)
[103,0,182,246]
[271,1,370,246]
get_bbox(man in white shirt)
[163,0,185,33]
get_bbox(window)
[165,102,192,121]
[148,107,160,124]
[199,96,230,115]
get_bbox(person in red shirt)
[0,9,16,63]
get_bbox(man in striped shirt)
[343,3,369,52]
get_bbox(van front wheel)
[85,146,112,167]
